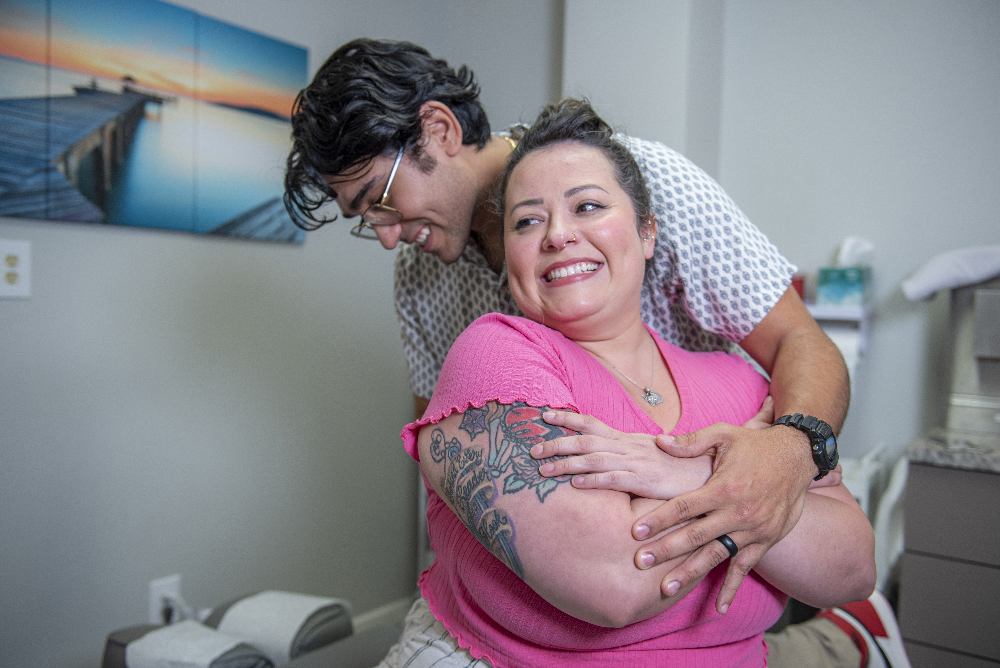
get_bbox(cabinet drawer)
[905,641,1000,668]
[904,463,1000,566]
[899,553,1000,660]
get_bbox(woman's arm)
[532,407,873,609]
[752,482,875,608]
[417,401,705,628]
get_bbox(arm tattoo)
[429,402,575,578]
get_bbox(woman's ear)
[418,101,464,157]
[640,214,657,259]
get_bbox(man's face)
[325,146,479,265]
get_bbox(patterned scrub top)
[394,134,797,399]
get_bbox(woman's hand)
[739,394,775,431]
[531,411,713,500]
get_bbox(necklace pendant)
[642,388,664,406]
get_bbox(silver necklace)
[593,340,664,406]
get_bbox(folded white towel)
[216,591,351,665]
[124,620,243,668]
[901,245,1000,301]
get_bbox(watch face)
[824,434,837,459]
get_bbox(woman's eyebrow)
[564,184,607,198]
[510,197,543,213]
[510,184,609,214]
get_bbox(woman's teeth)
[546,262,599,282]
[415,226,429,246]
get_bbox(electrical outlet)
[148,574,181,625]
[0,239,31,299]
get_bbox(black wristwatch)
[773,414,839,480]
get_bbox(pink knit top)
[401,314,785,667]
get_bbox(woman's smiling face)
[504,141,655,340]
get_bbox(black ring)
[716,534,738,558]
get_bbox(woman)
[385,100,874,667]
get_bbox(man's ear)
[419,101,464,157]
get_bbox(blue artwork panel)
[49,0,197,230]
[0,0,307,243]
[0,0,53,219]
[194,15,307,242]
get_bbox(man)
[284,39,910,668]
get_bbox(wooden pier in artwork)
[209,196,305,243]
[0,88,157,222]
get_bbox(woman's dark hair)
[497,99,652,232]
[284,39,491,230]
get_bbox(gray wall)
[0,1,561,666]
[564,0,1000,458]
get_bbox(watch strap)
[773,413,839,480]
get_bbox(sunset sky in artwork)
[0,0,306,119]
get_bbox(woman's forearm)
[523,410,870,609]
[753,485,875,608]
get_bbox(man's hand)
[637,285,848,614]
[631,417,817,614]
[531,411,712,500]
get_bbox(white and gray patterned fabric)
[375,598,492,668]
[395,135,796,399]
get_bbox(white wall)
[419,0,566,130]
[717,0,1000,456]
[0,1,561,666]
[561,0,1000,458]
[563,0,725,176]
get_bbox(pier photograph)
[0,0,307,242]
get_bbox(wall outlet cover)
[148,574,182,625]
[0,239,31,299]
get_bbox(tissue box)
[817,266,871,307]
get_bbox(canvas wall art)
[0,0,307,243]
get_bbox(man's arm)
[417,402,704,628]
[633,286,851,613]
[741,286,849,431]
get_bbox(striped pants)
[376,598,490,668]
[376,597,861,668]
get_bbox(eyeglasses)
[350,146,404,240]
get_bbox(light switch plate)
[0,239,31,299]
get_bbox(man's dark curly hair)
[497,99,652,232]
[283,38,491,230]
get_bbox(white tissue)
[901,245,1000,302]
[836,236,875,267]
[125,620,242,668]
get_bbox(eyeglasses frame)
[350,146,405,239]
